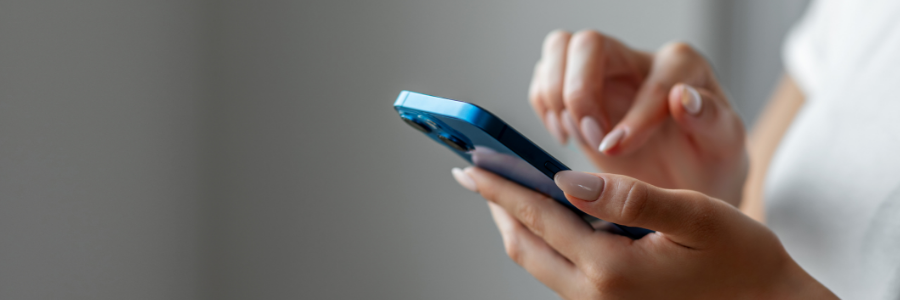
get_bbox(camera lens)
[438,133,472,152]
[400,115,431,133]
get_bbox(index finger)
[563,30,652,150]
[463,167,605,265]
[598,42,708,155]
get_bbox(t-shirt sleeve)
[782,0,833,99]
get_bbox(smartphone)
[393,91,652,239]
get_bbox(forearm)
[740,74,805,223]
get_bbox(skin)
[454,30,833,298]
[740,75,806,223]
[530,30,747,206]
[464,168,836,300]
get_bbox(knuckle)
[659,41,697,58]
[515,202,544,237]
[570,29,605,51]
[478,184,500,203]
[543,30,571,50]
[529,90,542,108]
[581,264,605,283]
[583,264,628,292]
[544,82,564,105]
[644,80,669,96]
[541,77,563,105]
[619,181,649,224]
[562,82,594,105]
[529,77,542,104]
[657,41,709,73]
[502,232,525,265]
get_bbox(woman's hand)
[452,167,836,300]
[530,30,746,205]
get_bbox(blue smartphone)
[393,91,652,239]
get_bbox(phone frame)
[393,90,652,239]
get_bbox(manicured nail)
[452,167,478,192]
[561,110,584,144]
[554,171,604,201]
[681,84,702,115]
[580,116,604,150]
[598,127,625,153]
[545,111,567,145]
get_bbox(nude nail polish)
[580,116,604,150]
[561,110,584,144]
[545,111,567,145]
[452,167,477,192]
[554,171,604,201]
[598,127,625,153]
[682,85,702,115]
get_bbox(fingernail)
[561,110,584,144]
[554,171,604,201]
[580,116,604,150]
[452,167,478,192]
[681,85,702,115]
[545,111,567,145]
[598,127,625,153]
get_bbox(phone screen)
[469,146,569,207]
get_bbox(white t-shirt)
[767,0,900,299]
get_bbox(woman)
[451,0,900,298]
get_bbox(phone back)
[393,91,652,239]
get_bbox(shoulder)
[782,0,900,99]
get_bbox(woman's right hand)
[530,30,747,205]
[456,167,838,300]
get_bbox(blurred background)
[0,0,806,299]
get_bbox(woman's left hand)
[452,167,836,300]
[528,31,747,205]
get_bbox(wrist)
[765,259,838,300]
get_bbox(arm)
[740,74,806,223]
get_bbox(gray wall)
[0,1,804,299]
[713,0,809,124]
[0,1,210,299]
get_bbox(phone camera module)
[400,114,432,133]
[438,133,472,152]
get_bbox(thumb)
[554,170,739,249]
